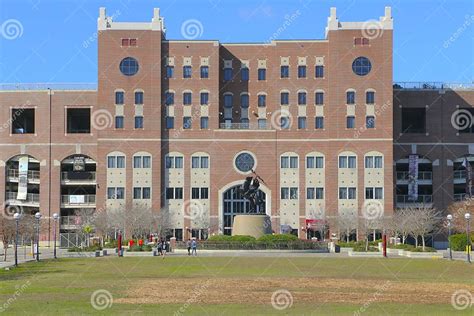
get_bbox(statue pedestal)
[232,215,272,239]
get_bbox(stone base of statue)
[232,214,272,239]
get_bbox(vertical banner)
[463,157,472,197]
[73,156,85,171]
[408,155,419,201]
[17,156,29,200]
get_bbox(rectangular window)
[129,38,137,46]
[348,187,356,199]
[315,65,324,78]
[315,117,324,129]
[315,188,324,199]
[143,156,151,168]
[224,68,233,81]
[241,94,249,108]
[115,91,124,105]
[374,156,383,168]
[142,187,151,199]
[175,187,183,199]
[375,187,383,199]
[117,156,125,168]
[165,157,173,169]
[192,157,200,168]
[290,157,298,168]
[175,157,183,169]
[134,116,144,129]
[200,66,209,78]
[298,92,307,105]
[192,187,200,199]
[116,187,125,199]
[183,92,192,105]
[241,68,249,81]
[339,156,348,168]
[365,187,374,199]
[366,91,375,104]
[339,187,347,199]
[107,187,115,199]
[306,157,315,168]
[201,188,209,199]
[348,156,356,168]
[121,38,129,46]
[165,92,174,105]
[134,187,142,199]
[366,116,375,129]
[166,117,174,129]
[298,65,306,78]
[281,92,289,105]
[183,117,192,129]
[11,108,35,134]
[258,68,266,81]
[258,95,266,107]
[365,156,374,168]
[281,187,290,199]
[224,94,233,108]
[67,108,91,133]
[281,66,289,78]
[298,117,306,129]
[166,187,174,199]
[281,117,290,129]
[115,116,124,129]
[133,156,142,168]
[315,157,324,168]
[166,66,174,78]
[107,156,116,168]
[183,66,192,78]
[200,92,209,105]
[315,92,324,105]
[290,187,298,199]
[200,117,209,129]
[401,108,426,133]
[135,91,144,105]
[346,91,355,104]
[281,156,289,168]
[201,156,209,168]
[307,188,315,199]
[258,119,267,129]
[347,116,355,129]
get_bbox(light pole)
[35,212,42,262]
[447,214,453,260]
[53,213,59,259]
[465,213,471,263]
[13,213,21,267]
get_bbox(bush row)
[207,234,299,243]
[449,233,474,251]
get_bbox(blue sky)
[0,0,472,84]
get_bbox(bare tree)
[332,209,357,242]
[391,207,417,244]
[127,203,154,239]
[0,216,16,261]
[411,205,440,251]
[447,200,474,233]
[154,207,173,239]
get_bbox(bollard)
[103,249,108,256]
[153,250,158,256]
[95,250,100,257]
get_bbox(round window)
[235,152,255,173]
[352,57,372,76]
[119,57,139,76]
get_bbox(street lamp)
[447,214,453,260]
[34,212,42,262]
[53,213,59,259]
[13,213,21,267]
[465,213,471,263]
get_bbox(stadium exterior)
[1,7,473,247]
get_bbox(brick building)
[0,7,472,246]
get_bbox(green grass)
[0,257,473,315]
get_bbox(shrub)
[207,235,233,242]
[409,246,436,252]
[257,234,298,243]
[67,244,102,252]
[337,241,357,248]
[230,235,256,242]
[389,244,415,250]
[127,245,152,252]
[449,233,474,251]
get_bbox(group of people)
[154,238,198,258]
[186,238,198,256]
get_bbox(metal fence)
[60,233,85,248]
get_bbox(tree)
[391,207,417,244]
[154,207,173,239]
[446,200,474,233]
[331,209,357,242]
[0,215,16,261]
[411,205,440,251]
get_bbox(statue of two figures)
[239,170,265,214]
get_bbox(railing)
[7,169,40,181]
[219,122,273,130]
[60,216,82,227]
[396,195,433,205]
[396,171,432,181]
[453,193,469,202]
[61,171,96,182]
[0,83,97,91]
[61,195,96,206]
[453,170,467,180]
[5,192,40,204]
[393,82,474,91]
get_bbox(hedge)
[68,244,102,252]
[449,233,474,251]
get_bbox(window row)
[223,65,325,81]
[280,155,383,169]
[133,187,151,199]
[108,155,152,169]
[165,91,209,106]
[115,91,143,105]
[166,156,209,169]
[166,65,209,79]
[165,116,209,130]
[346,90,375,105]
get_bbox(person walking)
[161,239,167,259]
[157,238,163,256]
[186,238,192,256]
[191,239,197,256]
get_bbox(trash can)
[335,245,341,253]
[103,250,108,256]
[95,250,101,257]
[153,249,158,256]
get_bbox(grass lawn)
[0,256,473,315]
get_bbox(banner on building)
[17,156,29,200]
[462,157,472,197]
[69,195,85,204]
[408,154,418,201]
[73,156,85,172]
